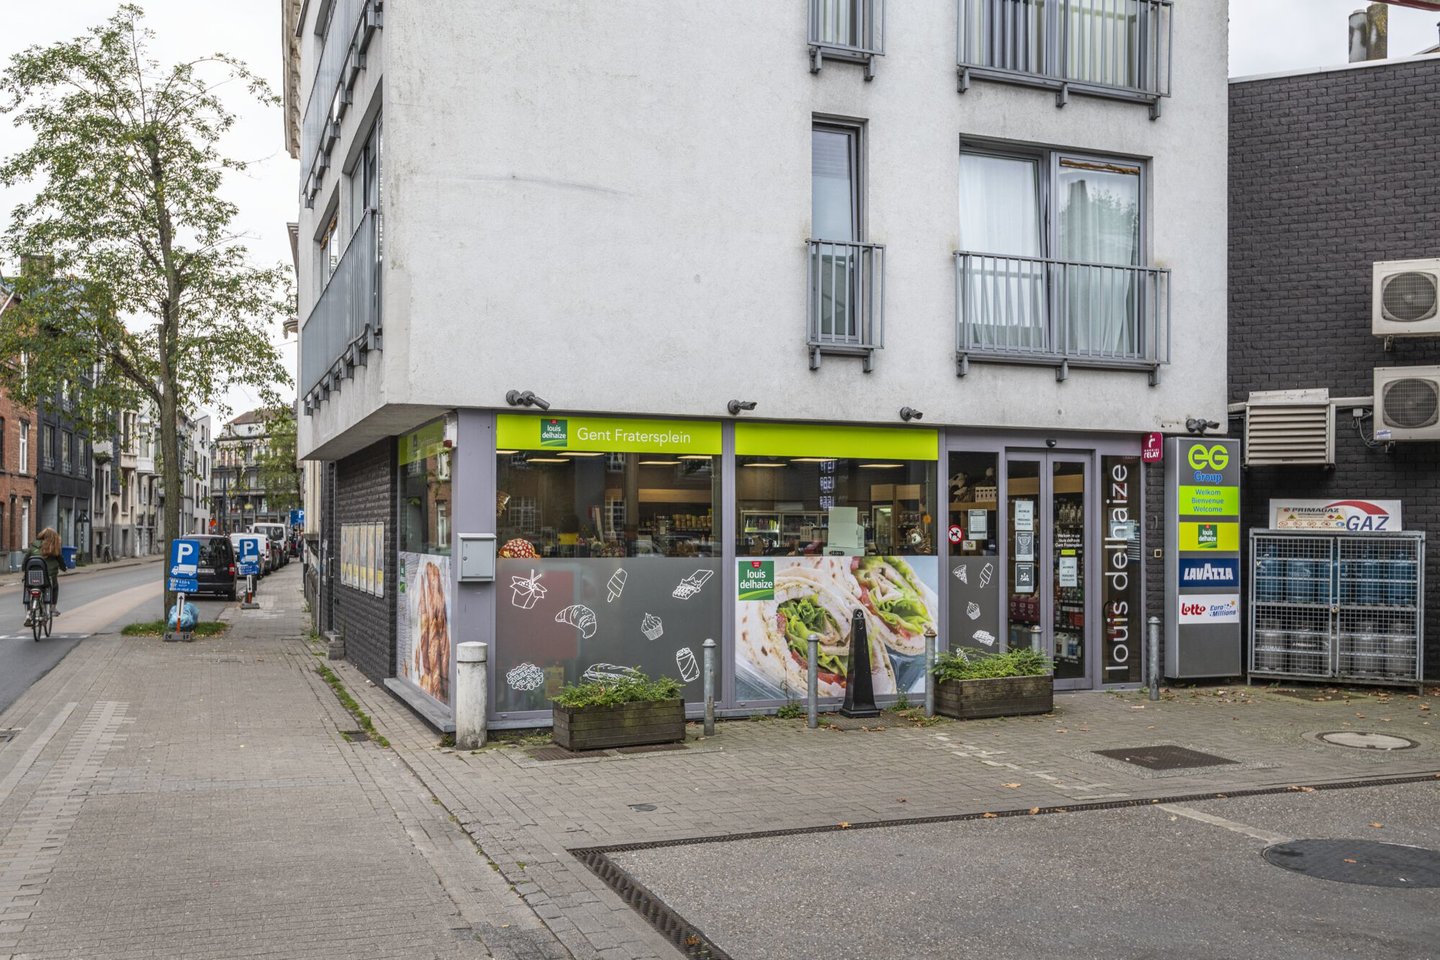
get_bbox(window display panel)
[732,423,939,702]
[492,415,722,714]
[948,451,1001,653]
[396,420,453,707]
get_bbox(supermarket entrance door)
[1005,453,1093,690]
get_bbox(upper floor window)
[956,143,1167,378]
[348,119,382,236]
[316,211,340,297]
[18,421,28,473]
[957,0,1173,117]
[61,431,73,475]
[808,0,884,78]
[808,121,883,370]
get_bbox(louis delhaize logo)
[1197,523,1218,548]
[539,419,568,447]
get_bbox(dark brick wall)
[1229,60,1440,679]
[333,438,396,684]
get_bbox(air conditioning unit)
[1373,258,1440,336]
[1373,366,1440,441]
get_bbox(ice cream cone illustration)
[979,562,994,588]
[606,568,628,602]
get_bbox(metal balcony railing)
[301,0,382,208]
[954,251,1169,382]
[957,0,1172,116]
[808,0,885,78]
[301,209,382,406]
[807,240,884,371]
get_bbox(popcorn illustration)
[606,568,628,602]
[509,569,546,609]
[555,604,598,640]
[966,602,982,621]
[675,647,699,683]
[672,569,714,600]
[641,613,664,642]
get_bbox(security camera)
[899,406,924,422]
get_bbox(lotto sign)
[1178,594,1241,624]
[948,525,964,544]
[168,538,201,593]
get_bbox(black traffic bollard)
[841,609,880,718]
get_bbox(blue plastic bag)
[167,602,199,631]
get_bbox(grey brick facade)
[333,438,396,684]
[1230,58,1440,679]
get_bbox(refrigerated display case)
[1249,530,1424,690]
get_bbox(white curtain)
[813,130,856,339]
[818,0,856,47]
[959,154,1044,350]
[1057,161,1140,355]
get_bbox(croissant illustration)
[555,604,598,640]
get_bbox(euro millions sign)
[168,538,201,593]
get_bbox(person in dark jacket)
[23,526,62,624]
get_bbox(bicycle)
[23,560,54,642]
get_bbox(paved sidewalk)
[0,566,566,960]
[338,659,1440,960]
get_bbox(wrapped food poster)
[492,557,721,714]
[736,556,939,701]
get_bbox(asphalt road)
[610,780,1440,960]
[0,561,233,715]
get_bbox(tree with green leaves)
[256,404,301,516]
[0,5,290,612]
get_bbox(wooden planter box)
[935,675,1053,720]
[552,698,685,752]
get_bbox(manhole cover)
[1264,839,1440,887]
[628,803,658,812]
[1094,745,1238,770]
[1319,731,1417,750]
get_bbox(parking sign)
[235,534,263,577]
[168,538,201,593]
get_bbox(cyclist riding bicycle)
[22,527,63,625]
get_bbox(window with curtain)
[812,124,862,341]
[816,0,859,48]
[959,145,1144,357]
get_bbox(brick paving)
[4,566,1438,959]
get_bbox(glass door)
[1005,452,1092,689]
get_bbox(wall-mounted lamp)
[899,406,923,422]
[727,400,757,416]
[505,389,551,411]
[1185,417,1220,436]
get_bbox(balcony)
[956,0,1172,117]
[808,0,884,78]
[301,0,383,208]
[301,209,382,409]
[807,240,884,372]
[954,251,1169,382]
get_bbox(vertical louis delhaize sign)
[1164,437,1242,677]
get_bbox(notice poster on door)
[1014,501,1034,532]
[1015,530,1035,562]
[1014,563,1035,593]
[735,556,939,701]
[1059,555,1078,588]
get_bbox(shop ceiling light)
[859,463,904,469]
[495,449,518,455]
[526,457,569,464]
[677,455,713,460]
[559,451,606,457]
[789,457,833,463]
[743,461,787,468]
[637,459,680,466]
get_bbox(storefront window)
[492,415,723,715]
[396,419,453,708]
[947,451,1001,654]
[732,423,939,703]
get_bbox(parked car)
[251,523,289,568]
[189,535,238,599]
[267,539,284,572]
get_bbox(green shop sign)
[497,414,721,455]
[737,559,775,601]
[399,419,447,466]
[735,422,938,460]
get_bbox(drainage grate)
[1319,731,1417,751]
[339,730,370,742]
[1264,839,1440,888]
[615,743,686,755]
[1094,745,1238,770]
[571,847,733,960]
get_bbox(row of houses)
[286,1,1440,730]
[0,288,291,564]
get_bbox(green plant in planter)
[552,669,681,709]
[933,648,1052,682]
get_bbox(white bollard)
[455,641,489,749]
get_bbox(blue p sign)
[236,536,262,577]
[168,538,201,592]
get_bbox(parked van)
[250,523,288,568]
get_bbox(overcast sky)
[2,1,1438,423]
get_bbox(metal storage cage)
[1249,530,1425,690]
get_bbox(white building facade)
[291,1,1228,727]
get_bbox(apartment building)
[0,282,37,568]
[212,409,287,531]
[289,1,1228,726]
